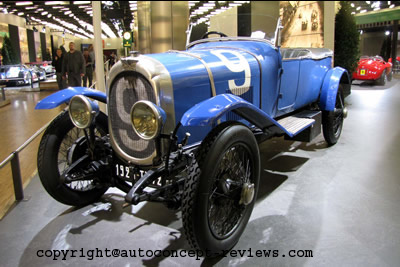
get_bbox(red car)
[388,56,400,63]
[352,56,392,85]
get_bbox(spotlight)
[33,26,38,32]
[42,26,46,33]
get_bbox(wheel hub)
[343,107,348,119]
[239,183,255,205]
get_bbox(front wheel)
[322,85,345,146]
[182,123,260,256]
[37,110,109,206]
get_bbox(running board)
[276,110,321,138]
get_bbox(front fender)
[180,94,279,131]
[35,87,106,109]
[319,67,350,111]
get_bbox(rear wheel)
[37,110,109,206]
[377,71,387,85]
[182,123,260,256]
[322,85,345,146]
[387,70,393,82]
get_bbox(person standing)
[88,44,95,67]
[83,48,93,87]
[52,48,66,90]
[62,42,85,87]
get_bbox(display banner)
[280,1,324,48]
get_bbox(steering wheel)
[201,31,228,39]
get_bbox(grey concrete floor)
[1,79,400,267]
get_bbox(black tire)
[182,122,260,256]
[37,110,109,206]
[387,70,393,82]
[377,71,387,85]
[322,85,344,146]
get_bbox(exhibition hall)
[0,1,400,266]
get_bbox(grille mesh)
[109,73,156,160]
[226,87,253,121]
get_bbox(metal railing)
[0,59,111,201]
[0,111,62,201]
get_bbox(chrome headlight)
[130,100,164,140]
[68,95,98,129]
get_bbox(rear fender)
[180,94,283,132]
[35,87,106,109]
[319,67,350,111]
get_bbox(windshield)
[5,67,21,78]
[188,13,280,45]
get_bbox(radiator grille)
[108,73,156,160]
[226,87,253,121]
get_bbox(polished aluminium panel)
[168,50,217,97]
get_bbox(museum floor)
[0,79,399,266]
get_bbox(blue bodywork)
[35,87,106,109]
[319,67,348,111]
[36,39,348,146]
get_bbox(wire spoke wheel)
[57,127,104,192]
[322,85,345,146]
[37,110,109,206]
[182,123,260,256]
[208,144,253,239]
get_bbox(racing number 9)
[211,50,251,95]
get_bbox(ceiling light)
[45,1,68,4]
[16,1,33,6]
[356,6,361,10]
[360,30,363,35]
[47,13,52,18]
[17,12,24,15]
[73,1,91,4]
[52,6,64,9]
[68,13,73,17]
[41,11,48,15]
[389,4,395,8]
[37,8,43,11]
[0,2,3,5]
[385,31,390,35]
[61,7,69,10]
[366,1,370,4]
[351,3,355,7]
[65,10,72,14]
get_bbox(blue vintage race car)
[35,17,350,256]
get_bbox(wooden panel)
[0,90,65,219]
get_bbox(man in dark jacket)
[52,48,66,90]
[62,42,85,87]
[83,48,93,87]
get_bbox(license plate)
[360,69,366,75]
[115,164,162,186]
[115,164,130,179]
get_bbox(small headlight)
[68,95,96,129]
[130,100,162,140]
